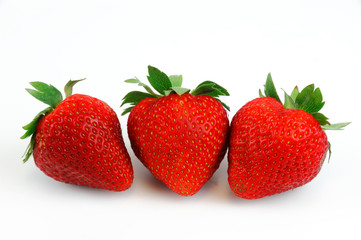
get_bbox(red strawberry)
[122,66,230,196]
[21,79,133,191]
[228,74,349,199]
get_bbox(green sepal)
[121,91,156,107]
[22,79,83,163]
[21,107,52,140]
[169,75,183,87]
[121,106,135,116]
[22,134,36,163]
[217,99,230,112]
[311,112,330,126]
[170,87,190,96]
[120,91,156,115]
[190,82,217,96]
[191,80,230,111]
[26,82,63,109]
[259,89,265,98]
[21,107,52,162]
[321,122,351,131]
[147,65,172,95]
[260,73,350,130]
[290,86,299,101]
[259,73,349,164]
[164,90,173,96]
[191,81,230,97]
[124,78,142,84]
[295,84,325,114]
[263,73,281,102]
[64,78,86,98]
[327,141,332,162]
[122,66,230,114]
[125,77,160,97]
[283,90,296,109]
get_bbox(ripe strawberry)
[228,74,350,199]
[122,66,230,196]
[21,79,133,191]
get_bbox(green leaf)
[321,122,351,131]
[190,81,230,111]
[191,83,218,96]
[171,87,190,95]
[164,90,173,96]
[124,78,141,83]
[122,68,172,115]
[327,141,332,162]
[121,91,156,107]
[22,134,36,163]
[123,66,230,113]
[295,84,314,105]
[311,112,330,126]
[290,86,299,101]
[198,81,229,96]
[283,91,296,109]
[191,81,229,97]
[169,75,183,87]
[21,107,53,163]
[21,107,52,140]
[147,65,172,95]
[309,88,325,113]
[125,77,160,97]
[292,84,350,131]
[217,99,230,111]
[264,73,281,102]
[64,78,85,98]
[22,81,64,163]
[121,106,135,116]
[295,85,325,114]
[121,91,157,115]
[259,89,265,98]
[26,82,63,109]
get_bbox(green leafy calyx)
[259,73,350,130]
[121,66,230,115]
[259,73,350,161]
[21,79,84,163]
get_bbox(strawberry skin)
[22,80,134,191]
[122,66,230,196]
[227,73,349,199]
[128,93,229,196]
[32,94,133,191]
[228,97,328,199]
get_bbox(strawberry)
[21,79,133,191]
[122,66,230,196]
[228,74,350,199]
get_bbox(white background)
[1,0,360,239]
